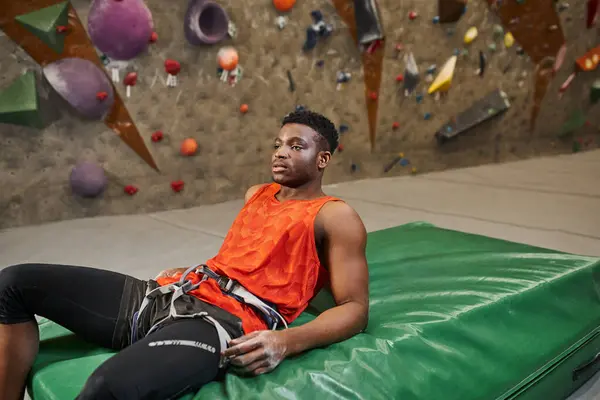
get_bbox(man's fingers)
[230,348,267,368]
[228,331,261,347]
[243,358,270,375]
[223,337,263,358]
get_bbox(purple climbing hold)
[43,57,115,120]
[184,0,230,45]
[70,161,108,198]
[88,0,154,61]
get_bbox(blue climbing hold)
[432,16,440,24]
[416,94,424,103]
[424,112,432,120]
[445,125,453,133]
[339,124,349,133]
[316,60,325,67]
[399,158,409,167]
[296,105,306,112]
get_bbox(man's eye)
[273,144,280,149]
[292,145,302,150]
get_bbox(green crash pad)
[28,222,600,400]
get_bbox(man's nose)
[274,147,288,158]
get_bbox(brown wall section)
[0,0,598,229]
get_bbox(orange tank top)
[156,183,341,334]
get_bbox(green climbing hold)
[14,1,70,55]
[488,43,497,52]
[591,80,600,104]
[558,110,585,138]
[0,71,45,129]
[572,140,581,153]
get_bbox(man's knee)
[0,264,37,324]
[0,264,41,289]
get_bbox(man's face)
[271,123,331,187]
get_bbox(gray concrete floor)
[2,149,599,399]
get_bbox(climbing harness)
[130,264,288,367]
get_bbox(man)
[0,109,369,400]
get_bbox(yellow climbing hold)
[411,167,417,174]
[504,32,515,48]
[398,152,404,158]
[428,55,457,94]
[464,27,478,44]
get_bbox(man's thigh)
[77,318,222,400]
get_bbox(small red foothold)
[56,25,68,33]
[337,144,344,152]
[395,74,404,82]
[369,91,378,100]
[151,131,164,142]
[240,104,249,113]
[171,180,185,193]
[392,122,400,129]
[408,11,418,20]
[124,185,138,195]
[96,91,108,101]
[149,32,158,43]
[165,59,181,75]
[395,43,404,51]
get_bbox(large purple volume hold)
[88,0,154,61]
[43,58,115,120]
[70,162,108,198]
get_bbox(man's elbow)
[355,302,369,333]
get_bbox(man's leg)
[0,263,144,400]
[77,318,222,400]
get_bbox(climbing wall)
[0,0,598,229]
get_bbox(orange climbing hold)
[217,46,239,71]
[273,0,296,12]
[180,138,198,156]
[240,103,249,113]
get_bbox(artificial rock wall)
[0,0,598,229]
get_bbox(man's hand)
[154,267,187,280]
[222,330,288,376]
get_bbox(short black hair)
[281,109,339,155]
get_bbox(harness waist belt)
[130,264,288,368]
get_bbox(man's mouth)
[272,163,288,173]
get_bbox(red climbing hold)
[392,121,400,129]
[149,31,158,43]
[151,131,164,142]
[395,74,404,82]
[337,144,344,152]
[395,43,404,51]
[165,59,181,87]
[369,91,378,100]
[96,91,108,101]
[124,185,138,195]
[56,25,68,33]
[408,11,418,20]
[171,180,185,193]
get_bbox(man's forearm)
[281,301,368,357]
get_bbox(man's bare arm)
[281,201,369,356]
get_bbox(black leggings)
[0,263,225,400]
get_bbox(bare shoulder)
[318,201,366,237]
[244,183,268,203]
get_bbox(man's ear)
[318,151,331,169]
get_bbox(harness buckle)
[217,276,236,293]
